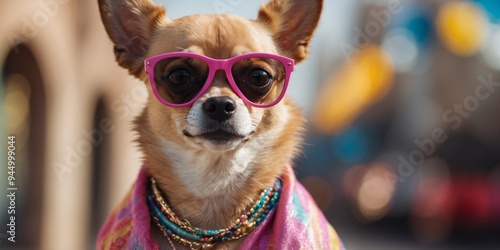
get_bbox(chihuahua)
[97,0,343,249]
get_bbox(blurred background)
[1,0,499,249]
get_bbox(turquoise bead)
[147,179,282,245]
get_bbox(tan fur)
[98,0,322,248]
[258,0,323,63]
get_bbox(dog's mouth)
[183,130,253,145]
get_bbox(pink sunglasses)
[144,52,295,108]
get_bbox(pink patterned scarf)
[97,166,344,249]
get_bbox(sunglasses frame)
[144,52,295,108]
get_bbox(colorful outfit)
[97,166,344,249]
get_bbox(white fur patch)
[161,138,256,198]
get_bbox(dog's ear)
[258,0,323,63]
[98,0,166,75]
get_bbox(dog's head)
[98,0,325,230]
[98,0,322,154]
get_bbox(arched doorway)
[1,44,46,248]
[89,97,112,247]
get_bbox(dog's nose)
[203,96,237,122]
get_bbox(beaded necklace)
[148,178,281,250]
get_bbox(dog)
[96,0,344,249]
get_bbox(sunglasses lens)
[153,57,209,105]
[231,57,286,105]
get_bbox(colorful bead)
[148,178,281,248]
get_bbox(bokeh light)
[3,74,31,149]
[383,3,432,73]
[436,1,487,56]
[356,163,396,222]
[481,24,500,70]
[383,29,419,73]
[3,75,30,132]
[332,126,369,164]
[473,0,500,22]
[411,158,452,244]
[313,45,394,134]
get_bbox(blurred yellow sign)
[436,1,487,56]
[313,45,394,134]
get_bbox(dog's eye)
[168,69,190,85]
[248,69,272,87]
